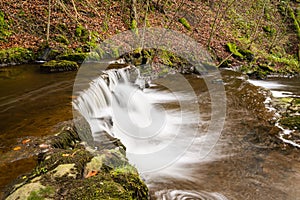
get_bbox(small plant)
[178,17,191,30]
[226,43,244,59]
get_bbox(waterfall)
[72,65,150,147]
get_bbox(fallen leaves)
[13,146,21,151]
[85,170,99,178]
[62,150,79,157]
[22,139,31,144]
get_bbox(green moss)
[110,165,148,199]
[55,35,69,45]
[293,98,300,105]
[86,52,101,61]
[280,116,300,130]
[57,53,87,62]
[267,54,299,72]
[263,25,276,36]
[75,24,90,43]
[258,63,275,72]
[239,48,254,61]
[111,47,120,58]
[0,47,34,64]
[280,98,293,103]
[40,60,79,73]
[94,46,105,59]
[28,186,54,200]
[178,17,191,30]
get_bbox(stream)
[0,63,299,199]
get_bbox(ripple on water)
[155,190,228,200]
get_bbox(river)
[0,64,299,199]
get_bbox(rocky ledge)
[4,126,149,200]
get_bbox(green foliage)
[263,25,276,36]
[0,11,11,41]
[226,43,244,59]
[55,34,69,45]
[130,19,138,35]
[178,17,191,30]
[111,47,120,58]
[75,25,90,42]
[267,54,300,72]
[0,47,34,64]
[130,19,137,30]
[288,5,300,39]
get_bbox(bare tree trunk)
[46,0,51,42]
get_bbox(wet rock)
[51,164,77,179]
[40,60,79,73]
[6,182,46,200]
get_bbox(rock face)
[5,126,149,200]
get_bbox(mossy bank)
[4,126,149,200]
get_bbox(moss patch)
[280,116,300,130]
[0,47,34,65]
[5,125,149,199]
[40,60,79,73]
[178,17,191,30]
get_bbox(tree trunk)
[46,0,51,42]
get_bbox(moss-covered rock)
[56,53,88,63]
[280,116,300,130]
[0,47,34,65]
[5,125,149,200]
[40,60,79,73]
[6,182,47,200]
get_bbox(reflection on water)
[0,64,76,197]
[140,71,300,200]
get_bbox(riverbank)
[3,122,149,199]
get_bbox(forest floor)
[0,0,299,74]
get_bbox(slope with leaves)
[0,0,299,72]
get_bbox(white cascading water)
[72,65,153,145]
[72,64,228,200]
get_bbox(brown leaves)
[13,146,21,151]
[85,170,99,178]
[22,139,31,144]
